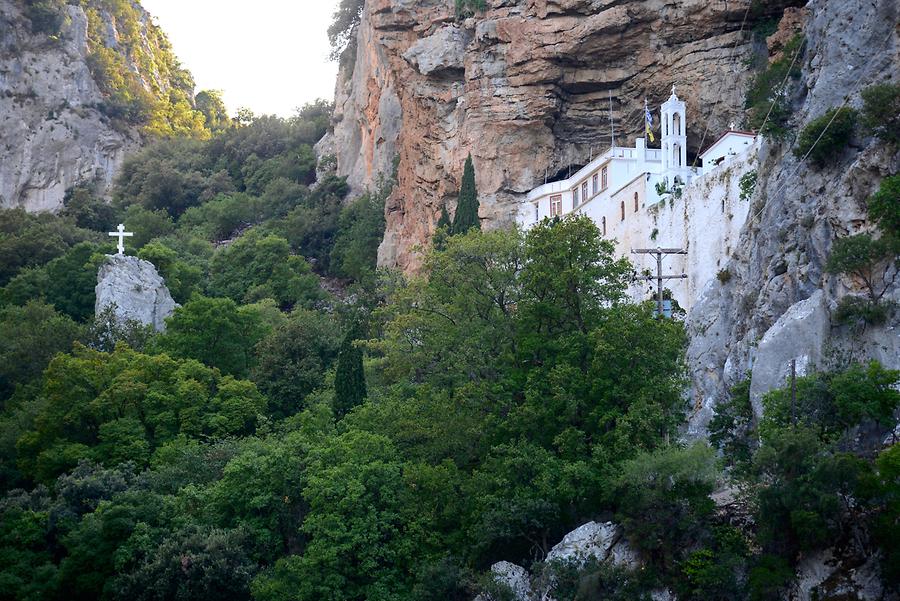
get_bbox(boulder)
[474,561,534,601]
[95,255,178,332]
[402,25,468,76]
[545,521,638,568]
[748,290,831,415]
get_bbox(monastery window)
[721,199,725,213]
[674,113,681,136]
[592,173,599,196]
[634,192,639,213]
[602,216,606,236]
[601,166,608,190]
[582,181,588,202]
[550,195,563,218]
[534,203,539,222]
[620,201,625,221]
[573,186,580,207]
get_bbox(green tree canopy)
[15,344,267,482]
[156,295,269,378]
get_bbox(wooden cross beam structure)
[631,247,687,319]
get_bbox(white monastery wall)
[614,145,759,311]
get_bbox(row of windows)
[572,165,609,207]
[547,190,641,222]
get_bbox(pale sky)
[140,0,340,117]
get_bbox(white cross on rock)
[109,223,134,255]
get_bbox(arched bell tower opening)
[660,85,688,182]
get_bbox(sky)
[140,0,340,117]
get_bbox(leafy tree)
[793,107,857,167]
[870,444,900,585]
[265,431,430,601]
[708,378,758,471]
[465,440,587,563]
[253,310,342,418]
[327,0,365,61]
[85,305,156,353]
[760,361,900,444]
[208,232,324,309]
[156,295,269,378]
[111,526,258,601]
[614,443,718,571]
[0,209,95,286]
[0,301,83,402]
[330,183,388,280]
[826,233,898,310]
[868,174,900,236]
[195,89,232,133]
[378,226,522,387]
[120,205,176,249]
[517,215,631,363]
[334,326,367,417]
[137,241,202,304]
[860,82,900,144]
[15,344,267,482]
[2,242,104,322]
[61,185,118,232]
[451,154,480,234]
[752,424,869,557]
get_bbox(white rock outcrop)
[545,521,639,568]
[95,255,177,332]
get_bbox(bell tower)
[660,85,687,179]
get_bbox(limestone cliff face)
[685,0,900,435]
[328,0,801,272]
[0,0,175,212]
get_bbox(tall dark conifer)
[451,154,480,234]
[433,203,452,250]
[334,325,367,417]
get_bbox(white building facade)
[517,90,760,311]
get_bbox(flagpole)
[609,90,615,150]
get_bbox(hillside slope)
[0,0,205,212]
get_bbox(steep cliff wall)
[328,0,801,272]
[0,0,200,212]
[685,0,899,434]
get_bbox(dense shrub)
[860,82,900,144]
[793,107,857,166]
[745,35,804,139]
[868,174,900,235]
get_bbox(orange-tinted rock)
[329,0,802,272]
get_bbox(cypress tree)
[334,325,367,417]
[437,203,451,231]
[433,203,452,250]
[451,154,480,234]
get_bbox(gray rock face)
[95,255,177,332]
[0,1,140,212]
[545,521,638,569]
[748,290,831,414]
[402,25,469,76]
[684,0,900,434]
